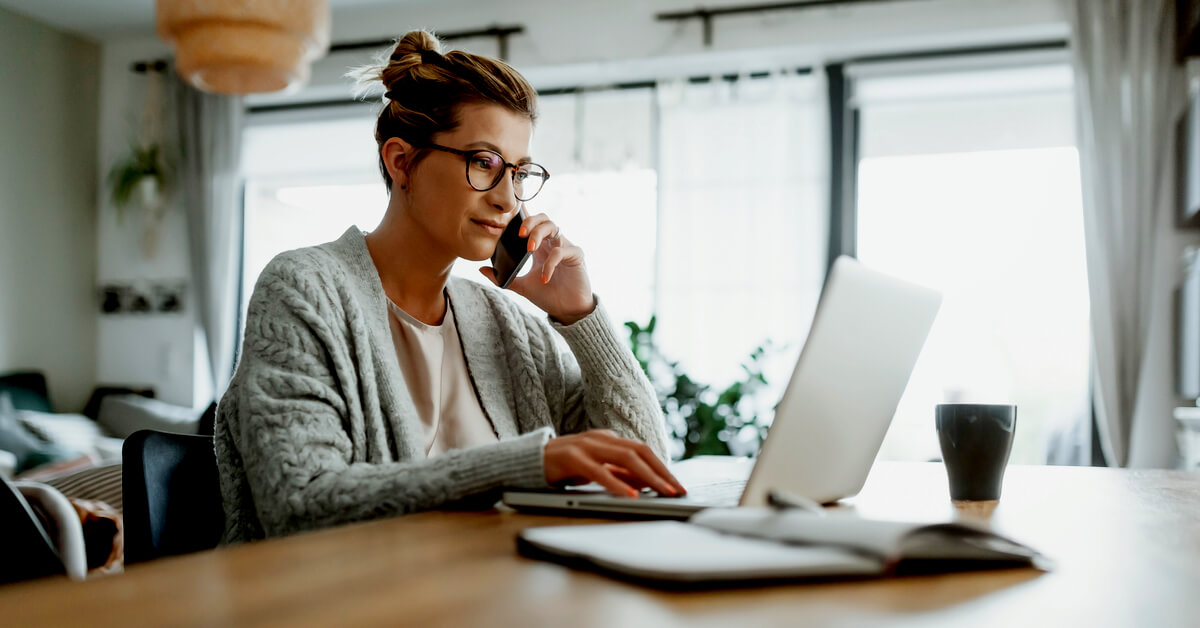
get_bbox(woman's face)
[402,102,533,263]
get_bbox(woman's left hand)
[480,210,595,325]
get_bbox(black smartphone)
[490,209,532,289]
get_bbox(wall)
[0,6,99,412]
[93,35,195,407]
[93,0,1065,410]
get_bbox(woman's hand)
[480,209,594,325]
[544,430,687,498]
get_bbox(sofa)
[0,370,216,580]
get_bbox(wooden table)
[2,462,1199,627]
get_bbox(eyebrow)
[464,141,532,165]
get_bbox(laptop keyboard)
[667,479,746,506]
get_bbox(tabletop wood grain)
[2,462,1198,627]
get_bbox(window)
[852,61,1089,464]
[241,112,387,319]
[236,57,1086,465]
[239,77,831,410]
[522,88,658,324]
[654,73,828,393]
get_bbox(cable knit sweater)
[215,227,669,543]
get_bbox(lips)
[471,218,506,235]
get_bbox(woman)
[215,30,684,543]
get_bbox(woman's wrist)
[549,295,597,326]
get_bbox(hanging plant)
[107,61,174,257]
[108,143,170,223]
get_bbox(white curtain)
[176,77,244,401]
[655,71,829,395]
[1067,0,1187,467]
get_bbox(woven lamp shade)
[156,0,331,95]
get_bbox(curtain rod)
[246,39,1062,115]
[248,67,816,115]
[330,25,525,60]
[657,0,910,46]
[538,67,815,97]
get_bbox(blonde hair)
[350,30,538,191]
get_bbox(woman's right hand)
[544,430,687,498]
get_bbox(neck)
[365,203,455,325]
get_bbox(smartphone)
[490,209,532,290]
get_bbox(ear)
[381,137,414,190]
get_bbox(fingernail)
[518,227,526,236]
[541,274,549,284]
[627,488,638,498]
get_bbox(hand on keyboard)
[545,430,688,498]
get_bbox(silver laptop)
[502,255,942,518]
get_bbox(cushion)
[37,462,124,514]
[15,409,117,462]
[0,449,16,479]
[0,393,78,473]
[97,394,203,438]
[0,372,53,413]
[82,386,155,422]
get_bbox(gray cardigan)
[215,227,668,542]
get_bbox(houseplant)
[107,65,173,258]
[624,316,774,460]
[108,143,170,222]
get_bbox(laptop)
[501,255,942,518]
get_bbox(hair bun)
[389,30,443,62]
[420,49,445,66]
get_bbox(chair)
[12,481,89,580]
[122,430,224,564]
[0,478,65,584]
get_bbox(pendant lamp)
[156,0,331,95]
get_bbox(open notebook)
[518,508,1050,588]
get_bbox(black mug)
[935,403,1017,501]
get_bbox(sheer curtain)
[655,71,829,394]
[530,89,658,328]
[176,78,244,401]
[1067,0,1186,467]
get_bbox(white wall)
[0,6,99,412]
[93,35,196,407]
[94,0,1066,409]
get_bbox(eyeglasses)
[424,143,550,202]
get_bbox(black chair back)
[122,430,224,564]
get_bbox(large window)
[238,55,1089,465]
[852,60,1090,465]
[241,112,389,318]
[240,76,830,409]
[654,74,828,392]
[525,88,659,325]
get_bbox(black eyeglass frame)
[424,143,550,201]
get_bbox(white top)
[386,297,498,456]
